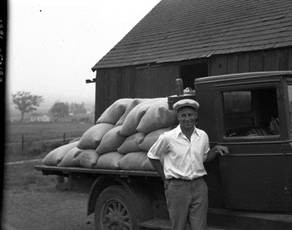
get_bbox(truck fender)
[87,175,133,215]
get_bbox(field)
[5,122,93,162]
[2,121,96,229]
[3,160,95,230]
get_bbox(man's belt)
[167,176,204,182]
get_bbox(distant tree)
[50,102,69,120]
[12,91,43,122]
[70,102,87,115]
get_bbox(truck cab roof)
[196,71,292,85]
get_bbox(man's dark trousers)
[164,177,208,230]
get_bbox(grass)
[4,160,56,192]
[5,121,93,162]
[5,140,66,162]
[6,122,92,143]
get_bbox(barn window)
[222,87,279,137]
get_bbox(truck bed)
[34,165,159,177]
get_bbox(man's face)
[177,107,198,129]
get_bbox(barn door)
[180,62,208,90]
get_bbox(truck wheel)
[95,185,146,230]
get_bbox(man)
[147,98,229,230]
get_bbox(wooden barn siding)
[95,64,178,118]
[209,47,292,75]
[95,47,292,119]
[134,64,178,97]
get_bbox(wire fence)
[5,133,80,162]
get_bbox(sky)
[7,0,160,108]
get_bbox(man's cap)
[173,99,200,111]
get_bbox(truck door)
[216,82,292,212]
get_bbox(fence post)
[21,134,24,153]
[63,133,66,143]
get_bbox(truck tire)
[94,185,148,230]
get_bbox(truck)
[35,71,292,230]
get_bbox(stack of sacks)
[116,97,177,171]
[118,152,154,171]
[96,98,150,125]
[137,98,177,133]
[118,133,145,154]
[42,140,100,168]
[95,152,123,169]
[138,128,171,151]
[115,128,172,171]
[42,97,178,171]
[91,98,150,169]
[42,141,79,166]
[96,126,126,155]
[77,123,114,150]
[119,98,162,136]
[52,98,146,168]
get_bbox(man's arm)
[205,145,229,162]
[147,134,168,180]
[148,158,165,181]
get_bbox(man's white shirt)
[147,125,210,180]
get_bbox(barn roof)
[92,0,292,70]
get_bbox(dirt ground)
[2,160,95,230]
[2,160,224,230]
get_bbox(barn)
[92,0,292,119]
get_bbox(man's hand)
[205,145,229,162]
[213,145,229,156]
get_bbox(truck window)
[222,87,279,138]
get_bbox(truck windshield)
[222,87,279,137]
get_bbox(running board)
[208,208,292,230]
[139,209,292,230]
[139,218,170,230]
[139,218,223,230]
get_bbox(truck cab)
[196,71,292,212]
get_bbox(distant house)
[30,113,51,122]
[92,0,292,120]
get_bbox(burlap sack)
[78,149,99,168]
[96,98,134,124]
[118,152,150,170]
[137,98,177,134]
[94,152,123,169]
[117,132,145,154]
[139,128,171,151]
[116,98,150,126]
[96,126,126,155]
[120,98,162,136]
[77,123,114,150]
[42,141,79,166]
[57,147,82,167]
[142,158,155,171]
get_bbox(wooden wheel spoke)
[96,186,139,230]
[117,201,123,212]
[104,213,113,220]
[113,201,120,211]
[106,206,115,215]
[121,221,131,229]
